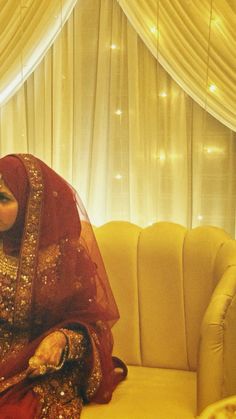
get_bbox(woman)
[0,154,126,418]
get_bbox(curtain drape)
[0,0,235,236]
[118,0,236,132]
[0,0,77,105]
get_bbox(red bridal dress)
[0,154,126,418]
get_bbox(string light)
[111,44,117,50]
[204,146,224,155]
[153,152,166,161]
[209,84,217,92]
[150,26,158,34]
[115,174,123,180]
[159,92,168,98]
[211,17,221,28]
[197,215,203,221]
[115,109,122,115]
[205,147,214,154]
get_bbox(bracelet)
[46,342,69,372]
[59,328,87,361]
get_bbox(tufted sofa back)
[94,221,235,371]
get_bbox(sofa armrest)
[197,265,236,414]
[198,395,236,419]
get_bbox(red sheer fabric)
[0,154,126,417]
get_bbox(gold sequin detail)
[33,365,83,418]
[60,329,88,361]
[37,244,60,274]
[0,244,18,279]
[13,154,44,331]
[85,331,102,400]
[0,155,44,362]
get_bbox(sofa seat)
[83,366,196,419]
[92,222,236,416]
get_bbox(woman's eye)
[0,195,10,202]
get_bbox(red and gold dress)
[0,154,126,418]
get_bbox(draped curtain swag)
[0,0,236,237]
[0,0,77,105]
[118,0,236,132]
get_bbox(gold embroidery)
[0,369,29,393]
[0,243,18,278]
[0,154,44,362]
[13,154,44,332]
[85,332,102,400]
[60,329,88,361]
[37,244,60,274]
[33,365,83,418]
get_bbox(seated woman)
[0,154,126,418]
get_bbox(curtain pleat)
[0,0,77,105]
[118,0,236,132]
[0,0,235,236]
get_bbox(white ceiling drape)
[0,0,236,236]
[0,0,77,105]
[117,0,236,132]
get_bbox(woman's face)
[0,179,18,232]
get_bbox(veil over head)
[0,154,121,401]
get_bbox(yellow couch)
[82,221,236,419]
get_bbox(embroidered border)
[13,154,43,331]
[85,331,102,400]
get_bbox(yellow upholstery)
[83,221,236,418]
[199,395,236,418]
[83,366,196,419]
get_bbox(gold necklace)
[0,241,18,279]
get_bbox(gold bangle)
[39,365,47,375]
[46,345,69,372]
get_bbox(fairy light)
[204,146,224,155]
[115,174,123,180]
[205,147,214,154]
[111,44,117,50]
[209,84,217,92]
[115,109,122,115]
[153,151,166,161]
[211,17,221,28]
[150,26,158,34]
[197,215,203,221]
[159,92,168,97]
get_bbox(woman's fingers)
[28,331,67,377]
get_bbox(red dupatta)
[0,154,126,406]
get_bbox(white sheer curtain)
[0,0,77,105]
[118,0,236,131]
[0,0,235,235]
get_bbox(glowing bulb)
[111,44,117,50]
[204,146,224,155]
[115,174,123,180]
[211,17,221,27]
[209,84,217,92]
[197,215,203,221]
[115,109,122,115]
[159,92,168,98]
[150,26,158,34]
[159,152,166,161]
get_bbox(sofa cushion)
[82,366,196,419]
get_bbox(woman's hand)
[28,331,67,377]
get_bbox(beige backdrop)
[0,0,235,236]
